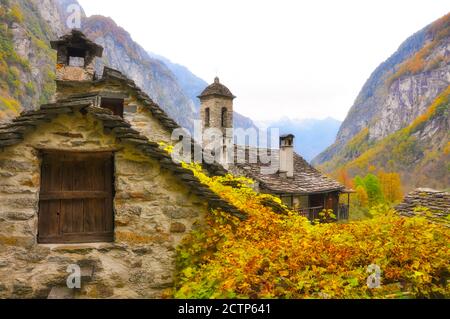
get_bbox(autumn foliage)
[171,163,449,299]
[321,85,450,191]
[378,171,403,204]
[389,13,450,85]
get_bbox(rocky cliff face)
[369,52,449,141]
[0,0,58,120]
[313,13,450,190]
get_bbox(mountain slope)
[0,0,197,129]
[0,0,58,121]
[314,13,450,190]
[148,51,258,130]
[0,0,258,132]
[80,15,197,130]
[147,52,207,110]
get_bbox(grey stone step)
[80,265,95,282]
[47,265,95,299]
[47,287,75,299]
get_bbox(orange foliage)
[337,168,354,189]
[389,43,431,84]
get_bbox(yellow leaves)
[377,171,403,204]
[165,146,450,299]
[348,278,359,287]
[279,270,289,277]
[158,141,174,154]
[444,142,450,156]
[221,278,236,291]
[355,185,369,207]
[0,95,20,114]
[177,207,450,298]
[182,267,196,279]
[10,4,24,23]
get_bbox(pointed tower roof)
[198,77,236,100]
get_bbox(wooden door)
[325,192,339,213]
[38,152,114,244]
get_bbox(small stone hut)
[0,30,241,298]
[396,188,449,227]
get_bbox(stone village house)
[198,78,352,220]
[0,30,348,298]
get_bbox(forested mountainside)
[314,13,450,191]
[0,0,257,131]
[0,0,57,119]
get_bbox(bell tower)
[51,29,103,83]
[198,77,235,163]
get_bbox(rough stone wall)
[0,113,208,298]
[56,82,172,144]
[123,97,171,144]
[396,188,449,227]
[56,64,96,82]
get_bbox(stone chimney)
[50,29,103,82]
[279,134,295,178]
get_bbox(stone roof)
[0,100,244,219]
[396,188,449,227]
[50,29,103,57]
[198,77,236,100]
[100,67,181,132]
[231,147,345,195]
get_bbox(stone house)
[198,79,352,221]
[0,30,241,299]
[0,29,349,299]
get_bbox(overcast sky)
[78,0,449,121]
